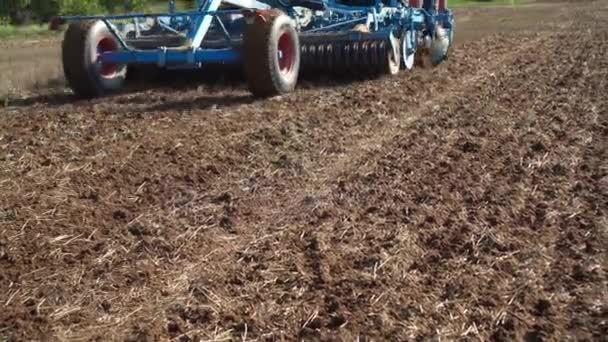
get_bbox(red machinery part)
[438,0,447,11]
[97,37,119,77]
[409,0,421,8]
[278,32,296,74]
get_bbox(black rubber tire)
[62,20,126,98]
[243,10,300,97]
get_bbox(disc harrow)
[51,0,454,98]
[300,34,392,75]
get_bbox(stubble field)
[0,1,606,341]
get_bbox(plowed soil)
[1,1,606,341]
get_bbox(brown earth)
[0,38,63,101]
[0,1,607,341]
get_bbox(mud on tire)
[243,10,300,97]
[62,20,127,98]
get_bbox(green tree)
[180,0,201,9]
[59,0,102,15]
[97,0,150,13]
[0,0,29,24]
[0,0,152,23]
[30,0,61,21]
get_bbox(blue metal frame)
[58,0,453,68]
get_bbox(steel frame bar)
[303,16,368,33]
[59,9,245,22]
[188,0,224,48]
[101,48,240,65]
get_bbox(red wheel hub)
[97,37,119,77]
[277,32,295,74]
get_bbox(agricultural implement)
[51,0,454,98]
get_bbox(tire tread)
[243,10,298,97]
[62,20,100,98]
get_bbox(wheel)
[383,32,401,75]
[62,20,127,98]
[402,30,416,70]
[243,10,300,97]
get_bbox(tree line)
[0,0,198,25]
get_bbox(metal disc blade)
[402,30,415,70]
[404,51,415,70]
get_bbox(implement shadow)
[5,64,382,111]
[126,65,256,112]
[131,65,377,113]
[4,65,252,110]
[143,92,254,113]
[5,91,74,108]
